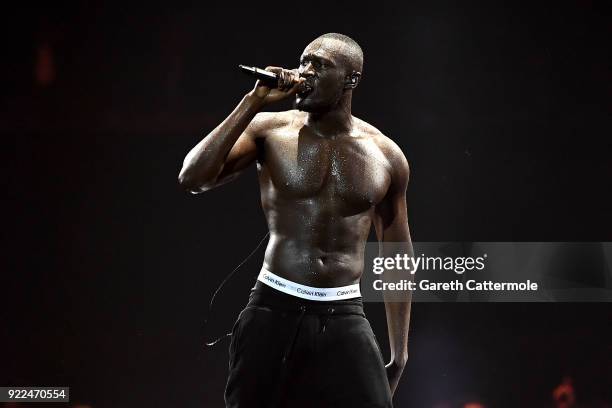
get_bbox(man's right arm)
[178,93,265,193]
[177,67,303,194]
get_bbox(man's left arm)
[372,143,413,396]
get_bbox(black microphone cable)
[203,231,270,347]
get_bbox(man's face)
[295,39,349,113]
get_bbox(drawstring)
[282,305,307,363]
[273,305,307,408]
[273,305,363,407]
[319,307,335,333]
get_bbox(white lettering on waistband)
[257,268,361,301]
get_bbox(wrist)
[392,351,408,367]
[244,91,267,110]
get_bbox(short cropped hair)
[313,33,363,74]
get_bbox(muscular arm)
[177,93,265,193]
[178,67,302,193]
[372,141,412,396]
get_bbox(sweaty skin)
[179,35,412,396]
[258,110,394,287]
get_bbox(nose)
[299,62,315,78]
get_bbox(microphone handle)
[238,65,279,88]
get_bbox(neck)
[305,91,353,137]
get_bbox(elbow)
[178,157,224,193]
[177,170,212,194]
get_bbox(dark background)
[2,1,611,407]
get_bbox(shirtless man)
[179,33,412,408]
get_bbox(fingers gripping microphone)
[238,65,279,87]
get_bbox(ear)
[344,71,362,90]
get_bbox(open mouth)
[297,82,314,97]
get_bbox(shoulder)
[250,110,305,136]
[353,117,410,183]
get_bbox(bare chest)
[259,130,391,211]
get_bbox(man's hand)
[248,66,304,106]
[385,356,407,396]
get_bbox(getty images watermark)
[361,242,612,302]
[371,253,538,292]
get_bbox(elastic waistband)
[248,280,364,316]
[257,267,362,302]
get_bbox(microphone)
[238,65,279,87]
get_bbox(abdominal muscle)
[261,203,373,288]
